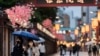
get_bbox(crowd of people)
[59,43,81,56]
[59,43,100,56]
[11,37,46,56]
[87,43,100,56]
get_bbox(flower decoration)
[5,4,33,28]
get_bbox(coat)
[12,45,23,56]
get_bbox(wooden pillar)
[0,16,12,56]
[3,27,9,56]
[0,17,4,56]
[0,26,3,56]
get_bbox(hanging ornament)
[5,4,33,28]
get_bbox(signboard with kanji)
[34,0,96,7]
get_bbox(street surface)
[49,51,88,56]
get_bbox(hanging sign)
[34,0,95,7]
[37,23,55,38]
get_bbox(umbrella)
[33,37,45,43]
[12,31,40,41]
[38,37,45,42]
[85,41,95,45]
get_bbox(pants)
[40,53,45,56]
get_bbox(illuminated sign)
[34,0,95,7]
[37,23,55,38]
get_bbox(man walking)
[39,43,46,56]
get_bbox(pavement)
[49,51,88,56]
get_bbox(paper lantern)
[81,26,85,33]
[55,24,60,31]
[74,29,78,35]
[91,18,98,29]
[85,25,89,32]
[98,11,100,21]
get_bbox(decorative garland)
[0,0,17,6]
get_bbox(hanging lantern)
[85,25,89,32]
[74,29,78,36]
[55,24,60,31]
[91,18,98,29]
[57,41,60,45]
[98,11,100,21]
[81,26,85,33]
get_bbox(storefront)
[36,23,57,55]
[0,16,14,56]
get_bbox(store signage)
[34,0,95,6]
[37,23,55,38]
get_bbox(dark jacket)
[12,45,23,56]
[73,44,80,54]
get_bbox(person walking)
[22,45,28,56]
[63,45,67,55]
[59,44,65,56]
[92,43,98,56]
[69,44,73,56]
[12,38,23,56]
[87,45,92,56]
[33,42,40,56]
[73,43,80,56]
[39,42,46,56]
[27,40,35,56]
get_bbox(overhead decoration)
[42,18,64,40]
[42,18,52,28]
[91,18,98,29]
[5,4,33,28]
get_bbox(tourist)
[39,42,46,56]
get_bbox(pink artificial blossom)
[5,4,33,28]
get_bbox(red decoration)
[42,18,64,40]
[42,18,52,28]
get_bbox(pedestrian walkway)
[49,51,88,56]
